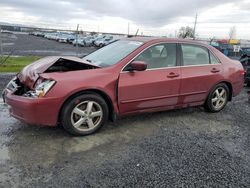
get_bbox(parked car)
[240,55,250,86]
[66,34,76,43]
[58,34,69,43]
[72,38,85,46]
[245,68,250,87]
[240,48,250,57]
[95,38,115,47]
[81,36,95,46]
[44,33,58,40]
[2,38,245,136]
[94,36,113,47]
[92,35,106,45]
[32,31,45,37]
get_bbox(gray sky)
[0,0,250,38]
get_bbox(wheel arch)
[206,81,233,102]
[58,89,115,124]
[222,81,233,101]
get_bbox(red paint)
[3,38,244,126]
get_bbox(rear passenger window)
[181,44,210,66]
[210,52,220,64]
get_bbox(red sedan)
[2,38,244,135]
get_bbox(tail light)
[240,69,245,76]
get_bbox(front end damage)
[3,56,99,99]
[2,56,99,126]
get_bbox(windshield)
[83,40,143,67]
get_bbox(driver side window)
[134,43,176,69]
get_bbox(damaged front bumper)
[2,78,61,126]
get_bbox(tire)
[204,83,229,113]
[61,93,109,136]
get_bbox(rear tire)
[204,83,229,113]
[61,93,109,136]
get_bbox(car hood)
[17,56,99,89]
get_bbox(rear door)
[118,43,181,114]
[179,44,223,104]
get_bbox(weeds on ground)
[0,56,40,72]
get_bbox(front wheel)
[61,93,109,136]
[204,83,229,113]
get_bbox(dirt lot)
[1,32,96,57]
[0,72,250,187]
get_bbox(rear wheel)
[204,83,229,112]
[61,93,109,136]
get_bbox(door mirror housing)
[129,61,147,71]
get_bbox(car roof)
[124,37,210,47]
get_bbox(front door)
[118,43,181,114]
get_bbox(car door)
[118,43,181,114]
[179,44,223,104]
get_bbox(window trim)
[209,50,221,65]
[121,42,179,72]
[179,43,221,67]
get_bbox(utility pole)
[0,25,3,57]
[193,13,198,40]
[76,24,79,57]
[135,29,139,37]
[128,22,130,36]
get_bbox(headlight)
[35,79,56,97]
[23,79,56,98]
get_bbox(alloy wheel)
[211,87,227,110]
[71,101,103,131]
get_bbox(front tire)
[204,83,229,113]
[61,93,109,136]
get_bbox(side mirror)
[129,61,147,71]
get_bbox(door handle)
[211,68,220,73]
[167,72,180,78]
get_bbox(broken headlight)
[24,79,56,97]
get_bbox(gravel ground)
[0,72,250,187]
[1,32,96,57]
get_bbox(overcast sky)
[0,0,250,39]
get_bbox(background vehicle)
[57,34,69,43]
[3,38,244,136]
[94,36,113,47]
[82,36,95,46]
[240,48,250,57]
[240,55,250,86]
[66,34,76,43]
[72,38,85,46]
